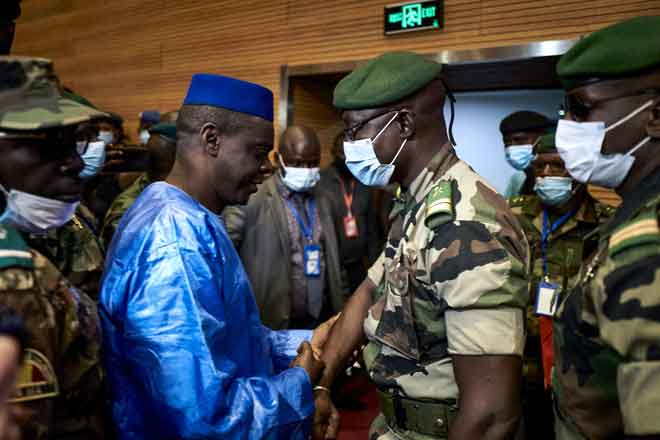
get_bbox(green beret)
[534,133,556,154]
[62,89,97,109]
[557,16,660,91]
[149,122,176,142]
[0,56,106,131]
[499,111,554,135]
[334,52,442,110]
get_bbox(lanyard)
[541,209,575,277]
[285,197,315,242]
[338,178,355,216]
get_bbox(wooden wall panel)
[13,0,660,141]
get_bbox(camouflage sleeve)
[428,220,528,356]
[367,250,386,286]
[1,266,58,440]
[595,247,660,435]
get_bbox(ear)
[200,123,220,157]
[398,109,416,141]
[647,99,660,139]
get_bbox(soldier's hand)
[311,313,340,358]
[312,390,339,440]
[289,341,324,383]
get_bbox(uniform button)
[436,418,444,427]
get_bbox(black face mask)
[0,23,15,55]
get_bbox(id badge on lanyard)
[340,178,359,239]
[304,244,321,277]
[286,197,321,278]
[535,279,560,317]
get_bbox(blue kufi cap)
[183,73,274,122]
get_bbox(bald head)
[278,126,321,168]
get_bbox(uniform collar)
[403,146,458,207]
[530,192,599,239]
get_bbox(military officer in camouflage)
[0,57,108,438]
[313,52,530,440]
[101,122,176,247]
[552,16,660,439]
[509,133,613,440]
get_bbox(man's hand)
[312,390,339,440]
[290,341,324,383]
[311,313,341,358]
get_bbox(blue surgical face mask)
[98,130,115,145]
[343,112,407,187]
[0,186,78,235]
[505,142,537,171]
[278,156,320,192]
[139,129,150,145]
[534,176,574,206]
[79,140,106,179]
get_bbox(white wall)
[444,89,564,194]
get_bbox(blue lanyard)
[285,197,315,242]
[541,209,575,276]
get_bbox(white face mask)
[139,130,150,145]
[0,187,78,235]
[278,156,320,192]
[556,100,654,188]
[343,112,407,187]
[98,130,115,145]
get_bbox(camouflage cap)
[0,56,106,131]
[557,16,660,91]
[333,52,443,110]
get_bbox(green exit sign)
[384,1,443,35]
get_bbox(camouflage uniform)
[363,151,530,439]
[101,172,151,248]
[0,56,109,438]
[509,192,613,438]
[27,204,105,300]
[553,171,660,438]
[1,225,107,439]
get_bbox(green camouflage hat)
[0,56,106,131]
[334,52,443,110]
[557,16,660,91]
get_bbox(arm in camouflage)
[596,203,660,436]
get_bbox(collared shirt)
[275,173,326,325]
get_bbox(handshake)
[289,315,341,440]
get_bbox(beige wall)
[13,0,659,139]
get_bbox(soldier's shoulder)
[424,179,454,230]
[593,200,617,222]
[0,225,34,271]
[607,196,660,259]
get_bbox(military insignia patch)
[609,207,660,257]
[8,349,59,403]
[425,181,453,229]
[0,226,34,270]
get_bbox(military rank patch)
[0,226,34,270]
[425,181,453,229]
[609,207,660,257]
[8,349,59,403]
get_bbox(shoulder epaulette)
[0,225,34,270]
[609,204,660,257]
[425,180,454,229]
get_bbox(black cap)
[499,111,554,136]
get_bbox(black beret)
[499,111,554,135]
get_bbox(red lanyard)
[338,178,355,216]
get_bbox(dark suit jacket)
[223,176,348,330]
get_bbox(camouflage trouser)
[369,414,448,440]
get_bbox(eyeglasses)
[562,88,659,121]
[343,110,401,142]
